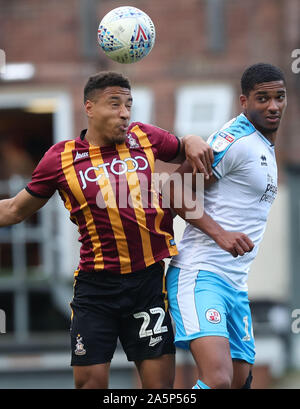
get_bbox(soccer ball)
[97,6,156,64]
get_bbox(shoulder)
[128,122,166,135]
[44,139,74,156]
[128,122,148,132]
[52,139,75,151]
[222,114,256,139]
[208,114,256,154]
[128,122,179,162]
[128,122,177,145]
[209,115,257,169]
[35,140,74,169]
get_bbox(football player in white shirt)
[166,63,287,389]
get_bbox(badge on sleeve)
[211,131,235,152]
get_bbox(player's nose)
[120,104,131,119]
[267,98,280,112]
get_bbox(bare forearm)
[173,203,254,257]
[0,189,48,227]
[0,198,23,226]
[188,210,225,241]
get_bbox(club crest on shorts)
[74,334,86,356]
[205,309,221,324]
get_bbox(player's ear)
[85,100,94,118]
[240,94,248,110]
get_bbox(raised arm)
[0,189,49,227]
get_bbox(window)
[0,90,75,340]
[174,84,234,139]
[130,88,154,124]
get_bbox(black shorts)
[70,262,176,366]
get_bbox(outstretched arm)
[0,189,49,227]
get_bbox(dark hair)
[84,71,131,103]
[241,63,286,96]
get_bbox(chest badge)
[127,134,140,149]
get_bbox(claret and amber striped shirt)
[26,122,180,275]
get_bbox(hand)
[183,135,214,179]
[214,231,254,258]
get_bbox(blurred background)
[0,0,300,389]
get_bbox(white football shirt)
[170,113,278,290]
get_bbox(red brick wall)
[0,0,299,167]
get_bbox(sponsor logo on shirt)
[259,173,277,204]
[79,156,149,190]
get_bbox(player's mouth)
[119,124,128,132]
[265,115,280,125]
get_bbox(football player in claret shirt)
[0,71,218,389]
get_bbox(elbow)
[13,213,24,224]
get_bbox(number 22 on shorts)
[134,307,168,338]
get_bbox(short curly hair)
[241,63,286,96]
[84,71,131,103]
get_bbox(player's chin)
[265,124,279,133]
[114,133,127,145]
[261,121,280,134]
[264,118,281,131]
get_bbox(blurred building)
[0,0,300,389]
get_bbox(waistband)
[75,261,164,282]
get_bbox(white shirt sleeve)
[208,132,249,179]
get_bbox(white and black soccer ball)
[97,6,156,64]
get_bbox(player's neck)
[85,127,111,147]
[264,133,276,145]
[256,128,277,145]
[244,113,277,145]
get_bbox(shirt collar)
[240,113,274,148]
[80,129,87,140]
